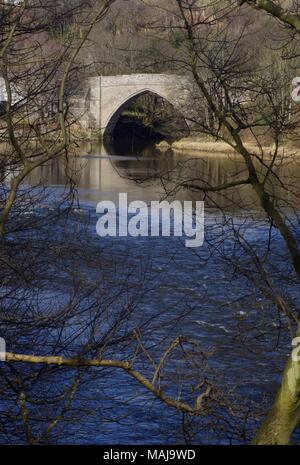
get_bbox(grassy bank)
[156,136,300,157]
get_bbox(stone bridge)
[74,74,194,138]
[0,73,195,137]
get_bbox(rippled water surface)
[24,141,300,444]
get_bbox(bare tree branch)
[5,351,205,417]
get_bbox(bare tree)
[239,0,300,33]
[0,0,221,444]
[133,0,300,444]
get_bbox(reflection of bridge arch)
[77,74,193,137]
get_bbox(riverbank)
[156,136,300,157]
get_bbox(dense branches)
[240,0,300,33]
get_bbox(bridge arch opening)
[103,90,190,153]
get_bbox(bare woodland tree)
[3,0,300,446]
[143,0,300,444]
[0,0,218,444]
[239,0,300,33]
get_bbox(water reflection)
[28,140,300,212]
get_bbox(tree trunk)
[253,337,300,444]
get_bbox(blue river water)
[11,142,298,444]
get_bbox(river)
[24,140,300,444]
